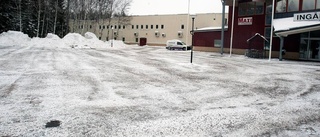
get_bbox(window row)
[99,25,126,30]
[276,0,320,13]
[131,24,166,29]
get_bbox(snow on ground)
[0,31,320,136]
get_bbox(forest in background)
[0,0,132,38]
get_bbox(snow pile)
[0,30,131,49]
[84,32,106,48]
[0,31,31,46]
[62,33,91,48]
[29,33,66,48]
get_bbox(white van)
[166,40,191,51]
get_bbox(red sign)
[238,17,253,25]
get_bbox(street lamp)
[111,26,114,47]
[190,15,196,63]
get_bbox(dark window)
[156,25,159,29]
[136,25,139,29]
[89,25,92,29]
[122,37,125,42]
[132,25,134,29]
[99,25,102,29]
[151,25,154,29]
[115,25,117,29]
[107,25,109,29]
[239,1,265,16]
[99,37,101,40]
[181,25,184,29]
[106,37,109,41]
[119,25,121,29]
[141,25,143,29]
[110,25,113,29]
[146,25,148,29]
[135,38,138,42]
[123,25,126,29]
[161,25,164,29]
[103,25,105,29]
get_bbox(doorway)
[300,38,320,61]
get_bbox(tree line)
[0,0,131,38]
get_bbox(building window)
[99,37,101,40]
[151,25,154,29]
[181,24,184,29]
[119,25,121,29]
[122,37,125,42]
[103,25,105,29]
[132,25,134,29]
[161,25,164,29]
[276,0,287,13]
[106,37,109,41]
[288,0,299,12]
[89,25,92,29]
[256,2,264,14]
[141,25,143,29]
[99,25,101,29]
[135,38,138,42]
[302,0,316,10]
[110,25,113,29]
[146,25,148,29]
[136,25,139,29]
[115,25,117,29]
[238,2,265,16]
[156,25,159,29]
[214,40,221,48]
[107,25,109,29]
[123,25,126,29]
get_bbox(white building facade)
[70,13,227,46]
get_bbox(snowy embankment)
[0,31,129,48]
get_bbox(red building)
[194,0,320,61]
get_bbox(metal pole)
[269,0,275,61]
[111,27,113,47]
[186,0,190,45]
[191,17,195,63]
[229,0,236,57]
[221,0,225,55]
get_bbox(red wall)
[193,5,301,53]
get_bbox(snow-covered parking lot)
[1,31,320,136]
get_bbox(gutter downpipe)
[221,0,226,55]
[269,0,276,61]
[229,0,236,57]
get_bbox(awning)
[274,17,320,37]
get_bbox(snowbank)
[0,30,130,49]
[0,31,31,46]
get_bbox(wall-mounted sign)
[238,17,253,25]
[294,12,320,21]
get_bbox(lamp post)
[111,26,114,47]
[190,15,196,63]
[221,0,226,55]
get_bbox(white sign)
[238,17,253,25]
[294,12,320,21]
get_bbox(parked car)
[166,39,191,51]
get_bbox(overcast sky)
[128,0,228,15]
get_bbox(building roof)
[194,26,228,32]
[274,17,320,37]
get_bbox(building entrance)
[299,31,320,61]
